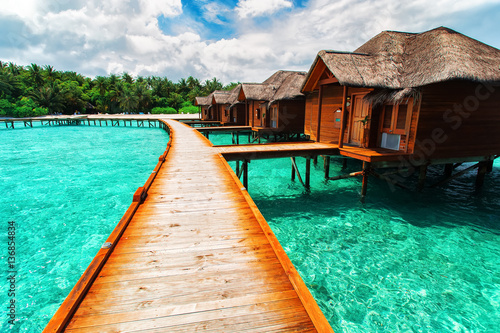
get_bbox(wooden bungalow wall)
[415,80,500,160]
[247,100,268,127]
[220,104,231,123]
[233,104,246,125]
[277,100,305,133]
[201,106,210,120]
[305,85,372,144]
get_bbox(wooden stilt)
[430,162,481,188]
[324,156,330,179]
[342,158,348,170]
[417,164,428,192]
[444,163,453,178]
[236,132,239,145]
[486,160,494,173]
[360,161,370,202]
[313,156,318,166]
[305,157,311,189]
[236,161,240,177]
[290,157,306,187]
[291,157,296,181]
[476,161,488,189]
[328,170,363,181]
[243,160,248,189]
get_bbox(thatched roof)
[239,83,277,101]
[363,87,421,106]
[194,96,211,106]
[270,71,307,103]
[303,27,500,91]
[227,85,243,108]
[212,90,231,104]
[240,70,307,104]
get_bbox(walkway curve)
[45,119,333,332]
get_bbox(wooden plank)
[45,119,331,333]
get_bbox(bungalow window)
[381,103,410,135]
[256,109,261,119]
[224,109,228,117]
[380,102,412,151]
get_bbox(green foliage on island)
[0,61,237,117]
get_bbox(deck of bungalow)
[44,119,333,333]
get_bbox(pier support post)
[360,162,370,203]
[417,164,428,192]
[342,158,348,170]
[324,156,330,179]
[444,163,453,178]
[486,160,494,173]
[476,161,488,189]
[291,157,296,181]
[305,157,311,189]
[243,160,249,189]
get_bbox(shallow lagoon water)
[209,133,500,332]
[0,124,168,332]
[1,127,499,332]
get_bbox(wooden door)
[349,94,370,145]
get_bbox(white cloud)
[235,0,293,18]
[203,2,230,24]
[1,0,500,84]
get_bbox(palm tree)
[94,76,107,97]
[0,72,14,96]
[186,76,201,90]
[134,82,152,113]
[30,82,65,114]
[8,62,20,76]
[118,88,139,113]
[167,92,184,111]
[202,77,223,95]
[44,65,57,82]
[28,63,44,87]
[176,78,189,97]
[122,72,133,84]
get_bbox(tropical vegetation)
[0,61,236,118]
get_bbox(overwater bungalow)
[211,87,246,125]
[194,95,213,121]
[301,27,500,189]
[239,70,307,140]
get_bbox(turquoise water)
[210,133,500,332]
[2,127,499,332]
[0,124,168,332]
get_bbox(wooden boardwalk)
[45,120,332,332]
[217,142,340,161]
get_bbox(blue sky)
[1,0,500,84]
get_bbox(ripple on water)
[0,125,168,332]
[202,133,500,333]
